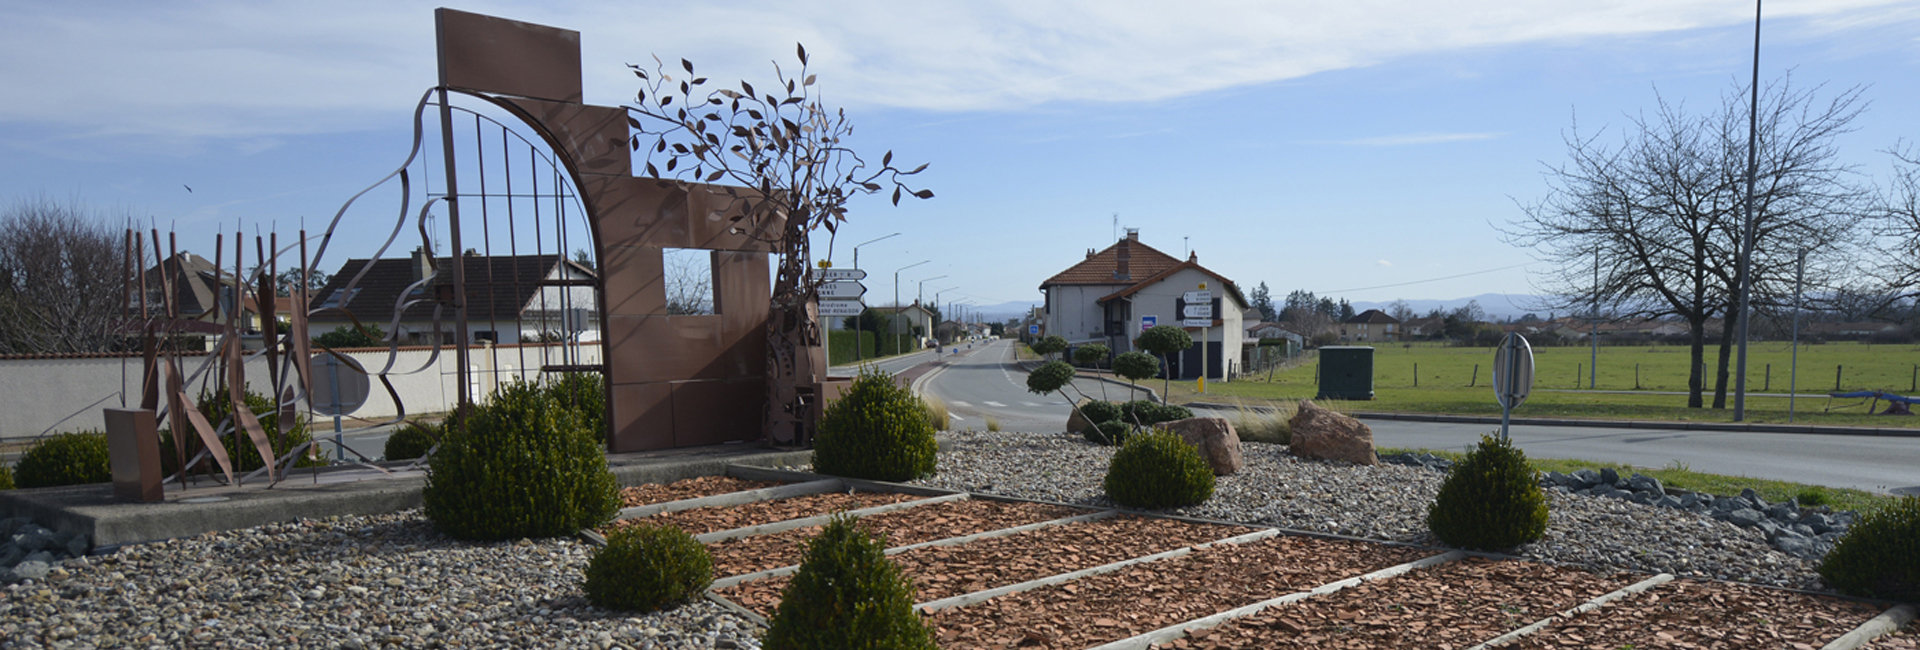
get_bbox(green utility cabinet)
[1316,346,1375,400]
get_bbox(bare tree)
[626,46,930,444]
[662,249,714,315]
[0,196,129,355]
[1387,299,1415,323]
[1861,145,1920,307]
[1507,75,1870,408]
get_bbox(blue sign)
[1028,324,1039,335]
[1141,315,1157,332]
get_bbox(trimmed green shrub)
[422,380,620,540]
[1079,400,1123,427]
[762,513,937,650]
[1083,419,1135,446]
[813,367,939,482]
[1030,334,1068,360]
[1025,360,1075,395]
[1112,351,1161,401]
[1072,343,1110,369]
[1819,496,1920,601]
[383,420,438,461]
[14,431,111,488]
[1103,430,1214,509]
[543,372,606,439]
[1121,400,1193,426]
[1135,325,1192,395]
[1427,434,1549,551]
[164,386,319,475]
[583,523,713,612]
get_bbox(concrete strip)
[709,510,1119,590]
[914,527,1281,614]
[1823,603,1918,650]
[614,479,845,520]
[704,591,769,629]
[693,492,970,544]
[1464,573,1676,650]
[1083,550,1467,650]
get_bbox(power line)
[1320,262,1534,294]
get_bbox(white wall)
[1043,284,1125,343]
[0,342,602,442]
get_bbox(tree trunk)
[1711,318,1736,409]
[1686,314,1707,408]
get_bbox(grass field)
[1165,341,1920,428]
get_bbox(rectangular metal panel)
[599,244,665,317]
[608,382,674,452]
[435,8,582,103]
[583,177,782,253]
[103,408,162,502]
[671,379,764,447]
[498,98,630,177]
[712,251,769,330]
[604,314,765,384]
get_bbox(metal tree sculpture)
[626,45,931,445]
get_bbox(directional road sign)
[1182,303,1212,319]
[818,281,867,299]
[818,299,865,317]
[1182,319,1211,328]
[1183,290,1212,304]
[809,268,867,281]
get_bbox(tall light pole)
[1733,0,1763,421]
[893,260,929,355]
[850,232,900,271]
[917,275,947,311]
[1789,248,1806,422]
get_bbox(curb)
[1178,402,1920,438]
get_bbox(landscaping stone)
[1161,417,1244,475]
[1285,401,1377,466]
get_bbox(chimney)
[1116,236,1131,280]
[1086,248,1095,259]
[1126,227,1139,242]
[413,247,433,282]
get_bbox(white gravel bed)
[911,430,1823,590]
[0,513,759,650]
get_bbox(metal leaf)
[706,170,725,182]
[627,116,641,129]
[662,95,674,106]
[718,89,742,99]
[883,151,892,166]
[646,162,660,176]
[682,58,694,73]
[804,74,816,87]
[892,187,902,205]
[666,157,677,171]
[742,81,756,97]
[909,163,929,174]
[913,189,935,199]
[797,43,808,65]
[692,77,707,85]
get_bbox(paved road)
[913,340,1920,495]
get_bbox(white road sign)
[818,281,867,299]
[1183,290,1212,303]
[1182,318,1211,327]
[1182,303,1212,319]
[809,268,867,281]
[817,299,866,317]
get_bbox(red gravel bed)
[1865,621,1920,649]
[715,515,1254,616]
[604,491,925,536]
[1154,557,1636,649]
[924,535,1436,649]
[1509,578,1885,650]
[707,499,1090,578]
[617,476,781,508]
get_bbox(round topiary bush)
[422,380,620,540]
[1818,496,1920,601]
[1122,400,1193,426]
[813,367,938,482]
[1427,434,1549,551]
[383,420,438,461]
[1103,430,1215,509]
[1078,400,1122,427]
[1082,419,1135,446]
[543,372,606,438]
[14,431,111,488]
[762,513,937,650]
[583,522,713,612]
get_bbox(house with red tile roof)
[1038,230,1250,380]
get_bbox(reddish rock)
[1286,400,1377,466]
[1161,417,1243,475]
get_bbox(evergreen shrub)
[762,513,937,650]
[583,523,713,612]
[422,380,620,540]
[1426,434,1549,551]
[813,368,938,482]
[1103,430,1214,509]
[163,387,318,475]
[14,431,111,488]
[1819,496,1920,601]
[1078,400,1122,427]
[383,420,438,461]
[1121,400,1193,426]
[1083,420,1135,446]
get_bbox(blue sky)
[4,1,1918,316]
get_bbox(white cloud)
[0,0,1910,141]
[1376,259,1393,267]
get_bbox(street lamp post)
[846,232,900,361]
[1733,0,1763,421]
[850,232,900,272]
[917,275,947,312]
[893,260,929,356]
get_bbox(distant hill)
[1350,294,1545,322]
[962,300,1042,323]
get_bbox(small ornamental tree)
[1027,360,1097,437]
[627,45,931,446]
[1113,351,1160,403]
[1135,325,1193,397]
[1073,343,1111,400]
[1031,334,1068,361]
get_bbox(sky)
[4,0,1919,319]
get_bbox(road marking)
[948,401,972,408]
[949,414,963,422]
[983,401,1007,407]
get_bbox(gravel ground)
[911,430,1828,591]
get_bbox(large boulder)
[1286,400,1377,466]
[1160,417,1243,476]
[1066,398,1098,435]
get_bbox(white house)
[1039,230,1250,380]
[308,249,599,346]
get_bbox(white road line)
[984,401,1007,407]
[949,401,972,408]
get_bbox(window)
[662,249,715,315]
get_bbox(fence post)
[1576,364,1581,389]
[1470,364,1479,388]
[1764,363,1770,392]
[1835,365,1843,392]
[1414,363,1419,387]
[1634,364,1640,390]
